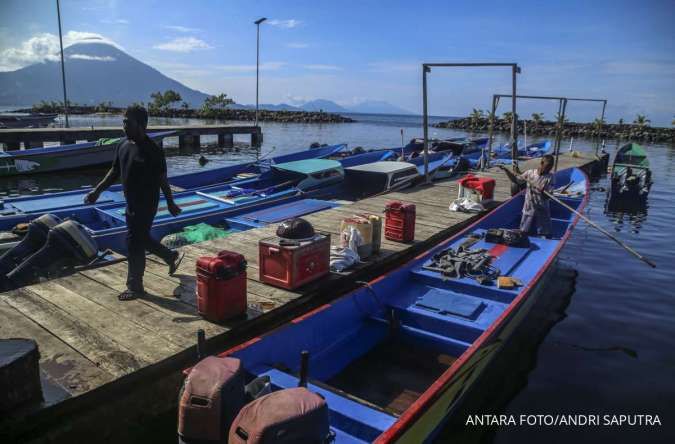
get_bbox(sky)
[0,0,673,125]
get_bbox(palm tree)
[633,114,650,128]
[554,112,568,129]
[531,112,544,129]
[592,118,605,135]
[469,108,484,128]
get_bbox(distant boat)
[0,113,57,129]
[609,143,652,201]
[203,167,589,443]
[0,131,175,177]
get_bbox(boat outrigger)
[609,142,652,201]
[180,167,589,443]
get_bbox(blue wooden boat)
[204,167,588,443]
[0,144,349,230]
[0,131,176,177]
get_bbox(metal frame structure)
[422,63,520,182]
[490,94,566,171]
[491,94,607,171]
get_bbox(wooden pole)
[499,167,656,268]
[543,188,655,268]
[422,65,430,183]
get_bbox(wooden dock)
[0,124,262,150]
[0,152,606,443]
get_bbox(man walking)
[85,105,184,300]
[500,154,555,237]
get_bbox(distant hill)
[0,42,209,107]
[0,42,414,115]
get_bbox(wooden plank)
[25,281,183,362]
[0,301,114,395]
[3,289,146,376]
[54,274,219,349]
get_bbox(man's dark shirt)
[111,136,167,213]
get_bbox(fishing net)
[161,223,235,249]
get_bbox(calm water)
[2,113,673,442]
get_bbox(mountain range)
[0,42,414,115]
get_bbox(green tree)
[150,90,182,111]
[200,93,234,117]
[530,112,544,128]
[592,118,605,134]
[469,108,484,128]
[618,118,624,127]
[554,112,568,129]
[633,114,650,128]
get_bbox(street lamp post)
[56,0,70,128]
[254,17,266,130]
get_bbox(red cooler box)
[259,234,330,290]
[384,201,416,242]
[196,251,247,322]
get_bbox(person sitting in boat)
[85,105,184,301]
[499,154,555,237]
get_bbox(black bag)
[485,228,530,247]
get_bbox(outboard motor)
[6,220,98,287]
[228,387,331,444]
[178,356,246,444]
[0,214,61,277]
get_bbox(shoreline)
[14,105,354,124]
[434,116,674,143]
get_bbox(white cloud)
[0,31,120,71]
[69,54,116,61]
[163,25,202,33]
[267,19,302,29]
[215,62,287,73]
[304,64,342,71]
[101,18,129,25]
[367,61,419,72]
[153,37,212,52]
[287,42,309,49]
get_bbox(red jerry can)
[196,251,247,322]
[384,201,416,242]
[259,234,330,290]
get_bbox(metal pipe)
[487,95,499,167]
[254,17,266,159]
[422,65,430,183]
[554,98,568,173]
[56,0,69,128]
[510,65,518,170]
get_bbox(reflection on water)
[604,196,649,234]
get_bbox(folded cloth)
[450,197,485,213]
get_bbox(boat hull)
[389,263,557,443]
